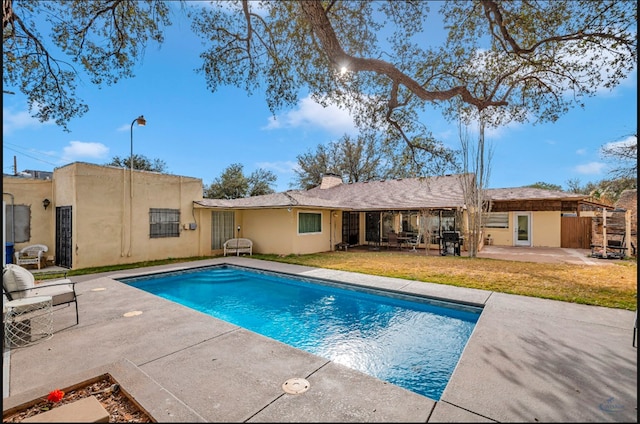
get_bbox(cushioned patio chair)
[3,264,78,325]
[14,244,48,270]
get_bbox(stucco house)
[3,163,620,270]
[4,162,204,269]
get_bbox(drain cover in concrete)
[91,288,106,292]
[123,311,143,317]
[282,378,310,394]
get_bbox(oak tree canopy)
[4,0,636,164]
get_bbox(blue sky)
[3,6,637,193]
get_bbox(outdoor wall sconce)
[43,198,50,210]
[237,226,241,234]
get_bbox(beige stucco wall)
[241,208,297,255]
[63,163,204,269]
[195,207,342,256]
[531,211,561,247]
[487,211,561,248]
[193,207,211,256]
[3,177,55,259]
[241,208,339,255]
[488,214,512,246]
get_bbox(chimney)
[320,173,343,189]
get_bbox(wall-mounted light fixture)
[43,198,51,210]
[237,226,241,234]
[287,207,292,212]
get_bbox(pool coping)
[3,257,637,422]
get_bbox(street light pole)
[130,115,146,175]
[128,115,146,257]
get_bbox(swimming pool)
[120,265,482,400]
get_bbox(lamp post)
[128,115,145,257]
[130,115,146,172]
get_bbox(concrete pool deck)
[3,257,637,422]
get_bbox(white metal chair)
[408,235,420,252]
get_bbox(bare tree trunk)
[419,209,437,255]
[460,114,493,257]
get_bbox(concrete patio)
[3,256,637,422]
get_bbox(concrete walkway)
[3,257,637,422]
[476,246,618,265]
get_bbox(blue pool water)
[121,265,482,400]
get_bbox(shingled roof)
[194,174,473,210]
[194,174,600,211]
[485,187,590,202]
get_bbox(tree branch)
[298,1,507,111]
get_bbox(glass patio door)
[515,213,531,246]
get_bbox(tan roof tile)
[194,174,473,210]
[194,174,598,210]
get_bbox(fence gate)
[561,216,592,249]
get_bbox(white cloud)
[263,95,357,135]
[575,148,587,155]
[61,141,110,162]
[602,135,636,151]
[574,161,606,174]
[256,160,298,174]
[2,107,53,135]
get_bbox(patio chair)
[3,264,79,325]
[387,231,401,250]
[223,238,253,256]
[14,244,48,270]
[407,235,420,252]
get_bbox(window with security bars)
[149,208,180,238]
[482,212,509,228]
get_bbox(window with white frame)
[298,212,322,234]
[482,212,509,228]
[149,208,180,238]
